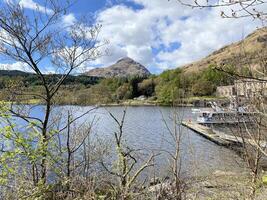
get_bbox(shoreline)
[97,101,195,107]
[1,96,228,107]
[19,101,196,107]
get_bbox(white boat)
[192,102,257,124]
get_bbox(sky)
[0,0,264,74]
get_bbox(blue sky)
[71,0,144,13]
[0,0,262,74]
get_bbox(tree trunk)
[40,98,51,183]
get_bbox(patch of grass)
[262,175,267,185]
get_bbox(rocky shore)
[148,170,267,200]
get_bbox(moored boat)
[192,102,257,124]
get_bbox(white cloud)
[20,0,51,13]
[93,44,127,66]
[0,61,57,74]
[4,0,54,14]
[0,62,32,72]
[124,45,153,66]
[92,0,261,73]
[62,13,77,27]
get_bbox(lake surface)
[13,105,246,178]
[71,106,245,177]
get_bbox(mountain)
[85,57,151,78]
[182,27,267,74]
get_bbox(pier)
[182,121,267,148]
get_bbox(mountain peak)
[85,57,151,78]
[116,57,134,63]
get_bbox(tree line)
[0,65,242,105]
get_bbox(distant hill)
[0,70,100,87]
[181,27,267,74]
[0,70,32,76]
[85,57,151,78]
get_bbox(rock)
[213,170,236,176]
[134,95,147,101]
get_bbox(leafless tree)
[176,0,267,20]
[157,108,189,200]
[101,108,158,199]
[0,0,104,191]
[42,107,113,199]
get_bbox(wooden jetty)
[182,121,267,148]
